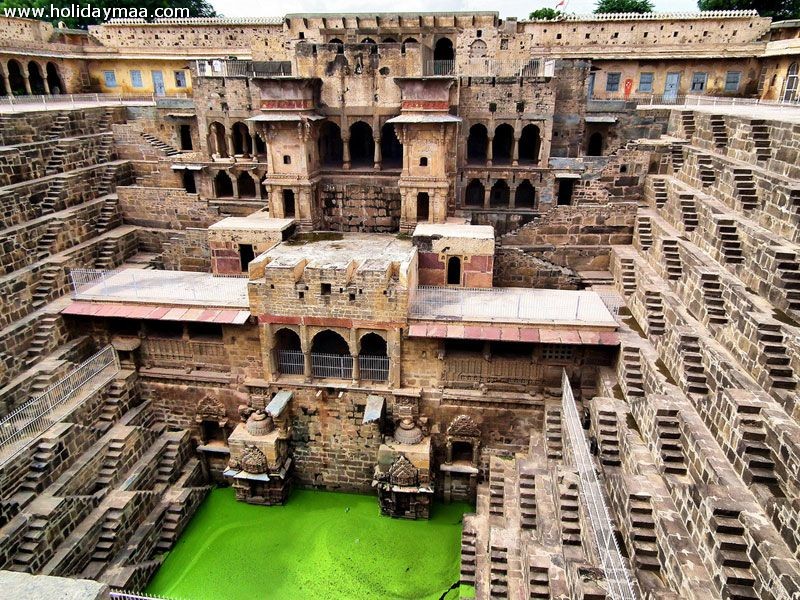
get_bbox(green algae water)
[146,487,472,600]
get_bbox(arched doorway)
[27,62,45,94]
[45,62,63,94]
[329,38,344,54]
[417,192,430,222]
[490,180,510,207]
[465,179,484,207]
[282,189,296,218]
[515,180,536,209]
[467,124,488,164]
[231,122,252,156]
[349,121,374,167]
[275,328,303,375]
[447,256,462,285]
[359,332,388,381]
[319,121,343,167]
[784,63,799,102]
[7,60,26,95]
[587,132,604,156]
[492,124,514,165]
[208,122,227,157]
[237,173,256,198]
[433,38,454,74]
[361,37,378,54]
[380,123,402,168]
[213,171,233,197]
[179,124,193,150]
[311,330,353,378]
[519,124,541,164]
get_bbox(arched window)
[433,38,454,74]
[492,124,514,165]
[213,171,233,198]
[465,179,484,207]
[282,189,296,218]
[182,170,196,194]
[515,180,535,209]
[348,121,374,167]
[311,330,352,378]
[784,62,799,102]
[329,38,344,54]
[587,132,604,156]
[319,121,344,167]
[208,121,227,157]
[7,60,26,95]
[402,37,419,45]
[359,332,388,381]
[361,37,378,54]
[519,124,541,164]
[27,62,45,94]
[380,123,402,168]
[447,256,462,285]
[467,124,488,164]
[45,62,63,94]
[469,39,488,58]
[275,328,303,375]
[238,173,256,198]
[382,37,398,43]
[231,122,252,156]
[490,180,510,207]
[417,192,430,222]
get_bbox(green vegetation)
[594,0,655,12]
[697,0,799,21]
[146,487,472,600]
[528,8,564,19]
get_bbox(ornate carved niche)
[389,454,419,487]
[445,414,481,465]
[240,444,269,474]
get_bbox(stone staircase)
[25,315,60,366]
[652,178,668,208]
[775,251,800,313]
[96,440,126,488]
[732,169,758,211]
[621,347,645,398]
[737,412,779,490]
[709,115,728,149]
[90,506,124,562]
[628,494,660,572]
[19,439,57,494]
[96,135,114,164]
[644,292,666,336]
[680,335,708,395]
[10,516,48,572]
[98,165,117,195]
[755,323,796,390]
[518,471,537,530]
[594,409,621,466]
[488,542,508,599]
[558,477,581,547]
[710,509,758,600]
[95,196,120,234]
[750,120,771,163]
[545,408,563,460]
[618,257,637,295]
[94,238,118,269]
[716,220,744,264]
[141,133,179,157]
[44,146,67,176]
[661,238,683,280]
[30,265,61,311]
[699,271,728,325]
[697,154,715,186]
[678,192,699,231]
[40,179,65,215]
[489,463,505,518]
[460,527,477,586]
[655,411,687,476]
[155,439,182,485]
[97,381,127,430]
[680,112,695,138]
[670,143,686,171]
[636,216,653,251]
[36,218,65,260]
[47,114,70,140]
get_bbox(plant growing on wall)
[528,8,564,19]
[594,0,655,12]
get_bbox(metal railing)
[194,59,292,78]
[425,60,455,76]
[0,93,187,112]
[589,93,800,107]
[561,370,638,600]
[424,59,553,78]
[358,355,389,382]
[409,286,616,324]
[277,349,304,375]
[110,592,171,600]
[0,346,119,461]
[311,353,353,379]
[69,268,249,308]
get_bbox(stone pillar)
[484,183,491,209]
[539,120,553,165]
[388,329,401,388]
[230,174,239,198]
[373,135,381,170]
[509,184,517,209]
[512,134,520,166]
[226,132,235,158]
[301,325,312,381]
[41,65,50,95]
[342,135,351,170]
[351,353,360,384]
[486,136,493,166]
[0,71,10,96]
[264,325,278,380]
[22,74,31,95]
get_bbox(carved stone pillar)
[22,74,31,95]
[486,136,493,166]
[388,329,401,388]
[300,324,312,382]
[373,136,381,170]
[342,135,351,170]
[484,182,491,209]
[512,134,519,166]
